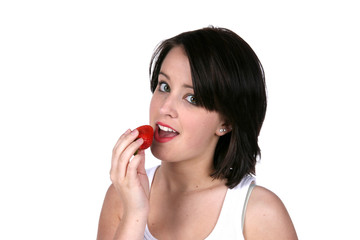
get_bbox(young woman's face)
[149,46,225,163]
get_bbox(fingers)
[128,150,150,197]
[137,150,147,175]
[119,138,144,175]
[127,150,145,179]
[112,129,135,160]
[110,129,144,183]
[111,129,137,170]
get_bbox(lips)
[154,122,179,143]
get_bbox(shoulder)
[243,185,298,240]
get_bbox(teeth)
[158,124,176,133]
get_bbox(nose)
[159,94,178,118]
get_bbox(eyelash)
[185,94,197,105]
[157,81,197,105]
[158,81,170,92]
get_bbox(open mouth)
[154,123,179,143]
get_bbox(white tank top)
[144,166,256,240]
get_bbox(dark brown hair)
[149,27,267,188]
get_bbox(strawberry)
[136,125,154,150]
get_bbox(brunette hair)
[149,27,267,188]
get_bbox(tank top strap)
[146,165,160,187]
[205,174,255,240]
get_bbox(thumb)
[127,149,145,179]
[137,150,147,175]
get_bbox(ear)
[216,122,232,136]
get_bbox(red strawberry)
[136,125,154,150]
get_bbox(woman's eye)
[159,82,170,92]
[185,95,197,105]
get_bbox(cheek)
[149,95,158,123]
[182,116,218,146]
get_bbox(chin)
[150,144,175,162]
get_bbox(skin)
[97,46,298,240]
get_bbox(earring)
[220,128,227,133]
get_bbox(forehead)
[160,46,192,84]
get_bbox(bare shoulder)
[243,186,298,240]
[97,184,123,240]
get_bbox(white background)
[1,0,359,239]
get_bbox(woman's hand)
[110,129,150,217]
[97,129,150,240]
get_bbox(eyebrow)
[159,71,193,89]
[159,72,170,80]
[182,84,193,89]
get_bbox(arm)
[97,184,123,240]
[243,186,298,240]
[97,184,148,240]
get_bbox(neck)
[157,158,225,193]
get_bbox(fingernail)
[131,129,138,135]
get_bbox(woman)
[97,27,298,239]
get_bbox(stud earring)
[220,128,226,133]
